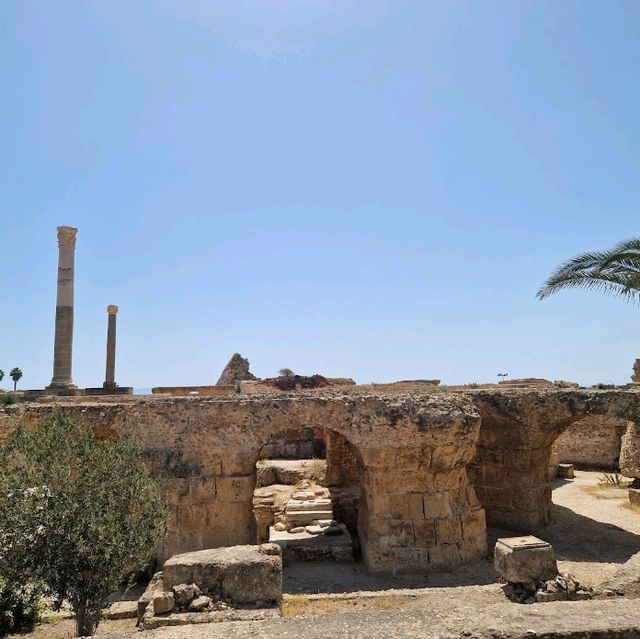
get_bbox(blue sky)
[1,1,640,390]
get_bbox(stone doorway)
[252,427,363,565]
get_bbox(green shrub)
[0,394,15,405]
[0,580,42,634]
[0,410,168,637]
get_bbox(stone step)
[285,510,334,527]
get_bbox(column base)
[46,382,78,391]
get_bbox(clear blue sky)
[2,1,640,390]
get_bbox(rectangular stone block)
[163,544,282,604]
[494,536,558,585]
[413,520,437,548]
[423,492,452,519]
[215,476,254,502]
[435,518,462,545]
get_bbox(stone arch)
[468,389,640,532]
[6,392,487,576]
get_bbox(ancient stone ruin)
[216,353,257,386]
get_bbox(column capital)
[107,305,119,315]
[57,226,78,248]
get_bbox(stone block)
[423,492,452,519]
[215,476,254,502]
[462,508,486,540]
[629,488,640,506]
[435,518,462,545]
[163,543,282,604]
[494,536,558,585]
[413,520,437,547]
[557,463,575,479]
[153,592,175,615]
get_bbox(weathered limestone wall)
[552,416,629,469]
[466,389,640,532]
[260,427,325,459]
[3,387,638,572]
[0,393,486,577]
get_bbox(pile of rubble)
[504,573,593,604]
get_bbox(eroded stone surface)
[216,353,257,386]
[494,536,558,585]
[163,544,282,604]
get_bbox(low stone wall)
[552,417,629,469]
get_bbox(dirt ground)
[9,470,640,638]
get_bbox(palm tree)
[0,370,3,384]
[10,367,22,392]
[537,238,640,302]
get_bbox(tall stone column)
[47,226,78,390]
[103,305,118,389]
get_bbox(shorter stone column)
[103,305,118,389]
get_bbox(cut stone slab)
[629,488,640,506]
[557,463,575,479]
[495,536,558,585]
[163,543,282,604]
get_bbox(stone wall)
[0,392,486,577]
[466,389,640,531]
[552,416,629,469]
[3,387,639,574]
[260,427,325,459]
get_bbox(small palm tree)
[10,368,22,392]
[0,370,4,383]
[537,238,640,302]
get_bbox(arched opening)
[252,426,364,569]
[551,416,631,473]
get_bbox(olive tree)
[0,410,167,636]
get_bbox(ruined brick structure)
[2,387,639,576]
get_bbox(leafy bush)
[0,580,42,634]
[0,409,168,637]
[0,393,16,405]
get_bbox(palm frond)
[537,238,640,303]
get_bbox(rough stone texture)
[260,426,325,459]
[163,544,282,604]
[619,422,640,479]
[216,353,257,386]
[606,550,640,597]
[0,391,486,576]
[152,592,175,614]
[494,536,558,585]
[553,416,629,469]
[465,388,640,531]
[4,387,640,575]
[628,488,640,506]
[557,463,575,479]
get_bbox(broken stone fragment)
[274,522,286,532]
[290,526,305,533]
[172,583,200,607]
[216,353,257,386]
[152,592,175,615]
[305,525,324,535]
[189,595,211,612]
